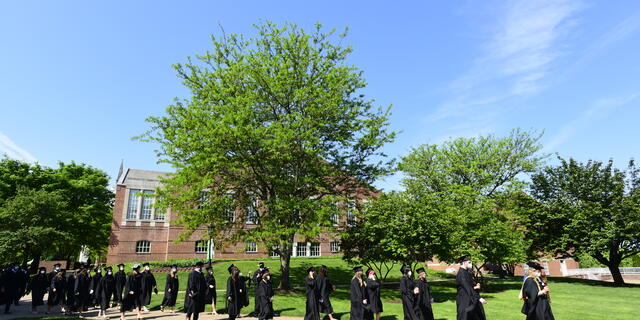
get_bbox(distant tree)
[138,22,396,289]
[0,158,113,272]
[526,158,640,286]
[398,129,544,277]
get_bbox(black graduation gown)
[120,273,143,312]
[184,270,207,314]
[256,280,274,320]
[316,274,334,314]
[350,278,370,320]
[253,269,262,314]
[238,275,250,307]
[400,277,420,320]
[205,273,217,304]
[65,274,76,311]
[74,273,91,308]
[90,273,102,305]
[161,274,179,307]
[365,278,383,314]
[29,273,49,307]
[416,279,434,320]
[97,274,115,310]
[140,271,156,306]
[305,277,320,320]
[47,275,66,306]
[0,270,11,306]
[455,269,485,320]
[521,277,555,320]
[113,270,126,303]
[226,277,243,317]
[16,269,28,301]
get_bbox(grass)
[17,257,640,320]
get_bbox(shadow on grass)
[548,276,640,288]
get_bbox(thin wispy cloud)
[0,132,37,163]
[429,0,584,123]
[544,93,640,152]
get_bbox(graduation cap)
[258,262,265,268]
[105,266,113,272]
[458,256,471,264]
[53,263,61,268]
[260,267,270,276]
[400,264,409,274]
[366,268,375,275]
[526,262,544,270]
[227,264,236,273]
[307,266,315,273]
[142,262,150,267]
[132,264,141,270]
[117,263,125,268]
[352,266,363,273]
[205,266,213,271]
[38,266,46,272]
[195,261,204,267]
[416,267,426,275]
[171,264,178,269]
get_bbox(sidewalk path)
[4,295,303,320]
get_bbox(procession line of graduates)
[2,257,556,320]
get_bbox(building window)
[197,191,210,209]
[330,213,339,225]
[245,199,259,224]
[195,240,208,253]
[140,190,154,220]
[126,189,141,220]
[246,241,257,253]
[269,245,280,257]
[310,243,320,257]
[135,240,150,254]
[297,242,308,257]
[330,242,340,253]
[154,197,165,221]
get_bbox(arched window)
[135,240,150,254]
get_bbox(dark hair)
[231,268,239,280]
[319,265,328,276]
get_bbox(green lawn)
[20,257,640,319]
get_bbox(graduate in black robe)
[74,267,91,317]
[521,262,555,320]
[185,261,207,320]
[455,256,486,320]
[316,265,336,320]
[119,264,143,320]
[140,262,157,312]
[161,264,179,313]
[400,264,420,320]
[65,270,77,313]
[205,265,218,315]
[47,269,66,314]
[1,266,15,314]
[90,267,103,307]
[15,266,28,306]
[97,266,115,318]
[28,267,49,313]
[365,268,383,320]
[238,270,250,308]
[252,262,265,316]
[47,264,62,293]
[415,268,434,320]
[256,268,274,320]
[113,263,126,306]
[226,264,244,320]
[350,266,369,320]
[304,267,320,320]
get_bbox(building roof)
[117,168,171,189]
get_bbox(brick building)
[106,169,344,264]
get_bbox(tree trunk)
[28,253,41,275]
[278,242,293,290]
[608,264,626,286]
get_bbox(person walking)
[160,264,179,313]
[415,267,434,320]
[47,268,66,314]
[316,265,336,320]
[97,266,115,318]
[184,261,207,320]
[256,268,274,320]
[205,265,218,315]
[119,264,143,320]
[350,266,368,320]
[400,265,419,320]
[455,256,487,320]
[520,262,555,320]
[365,268,383,320]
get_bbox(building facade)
[106,169,343,264]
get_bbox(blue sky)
[1,1,639,191]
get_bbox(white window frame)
[310,243,321,257]
[135,240,150,254]
[330,241,340,253]
[126,189,141,220]
[140,190,154,220]
[245,197,259,224]
[246,241,257,253]
[153,196,166,221]
[195,240,208,253]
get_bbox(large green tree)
[139,22,396,289]
[398,129,545,275]
[0,158,113,272]
[526,158,640,286]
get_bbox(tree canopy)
[139,21,396,289]
[0,157,113,272]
